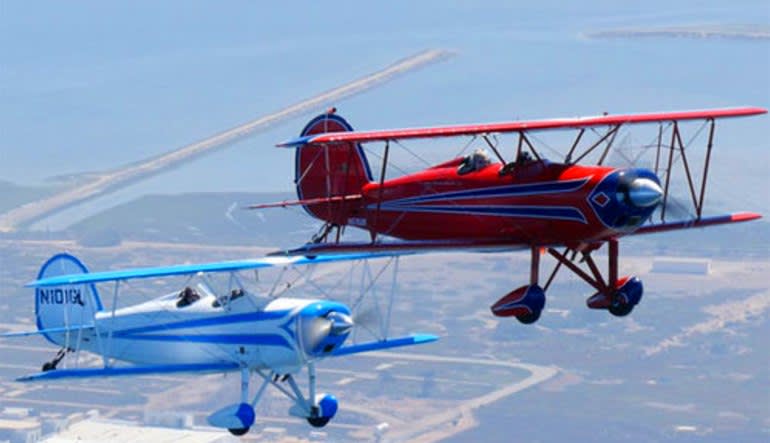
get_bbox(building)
[38,418,236,443]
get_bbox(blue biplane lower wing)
[16,362,240,382]
[331,333,438,357]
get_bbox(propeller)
[346,305,384,341]
[655,194,693,221]
[616,170,663,209]
[300,311,354,354]
[609,136,695,222]
[351,306,380,330]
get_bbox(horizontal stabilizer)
[633,212,761,235]
[16,362,240,382]
[1,325,94,338]
[332,334,438,357]
[247,194,362,210]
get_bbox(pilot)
[457,148,492,175]
[212,288,245,308]
[516,151,533,166]
[230,288,245,301]
[177,286,200,308]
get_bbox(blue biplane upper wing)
[27,253,393,288]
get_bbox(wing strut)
[105,280,120,368]
[482,134,507,164]
[564,128,585,164]
[697,119,716,218]
[371,140,390,242]
[660,118,715,221]
[570,125,620,165]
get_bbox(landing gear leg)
[490,246,546,323]
[546,239,644,317]
[606,238,630,316]
[225,367,255,436]
[517,247,544,324]
[278,363,338,428]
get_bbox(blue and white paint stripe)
[384,178,589,206]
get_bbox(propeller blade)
[656,195,693,220]
[352,306,380,331]
[301,316,332,353]
[300,311,354,354]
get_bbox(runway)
[0,49,452,232]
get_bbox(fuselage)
[345,159,662,246]
[61,291,352,375]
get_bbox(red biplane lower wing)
[269,239,530,257]
[269,212,760,257]
[631,212,761,236]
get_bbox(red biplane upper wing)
[278,107,766,147]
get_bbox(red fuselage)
[334,158,661,246]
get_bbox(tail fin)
[295,110,373,224]
[35,253,103,346]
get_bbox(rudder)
[295,110,372,224]
[35,253,103,346]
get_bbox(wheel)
[609,302,634,317]
[516,310,541,324]
[307,416,331,428]
[228,427,250,436]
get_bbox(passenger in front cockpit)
[176,286,200,308]
[457,148,492,175]
[229,288,245,301]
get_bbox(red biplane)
[252,106,766,324]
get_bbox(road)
[0,49,453,232]
[360,352,560,442]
